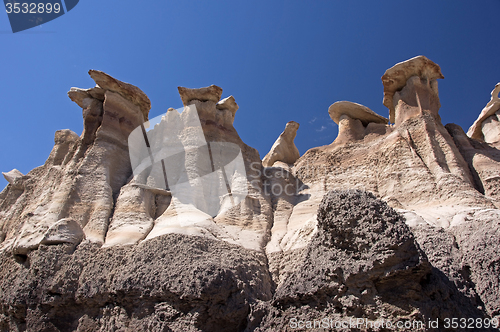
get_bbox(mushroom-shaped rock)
[2,169,23,184]
[328,101,388,126]
[467,83,500,142]
[329,102,388,145]
[382,56,444,123]
[88,70,151,120]
[178,85,223,106]
[262,121,300,167]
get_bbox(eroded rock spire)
[262,121,300,167]
[467,82,500,142]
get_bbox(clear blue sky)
[1,1,499,190]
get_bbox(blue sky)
[1,1,499,189]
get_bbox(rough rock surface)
[2,169,24,185]
[107,84,272,251]
[467,83,500,142]
[178,85,223,106]
[446,123,500,206]
[0,234,272,332]
[88,70,151,120]
[268,55,500,326]
[1,57,500,331]
[0,72,147,256]
[328,101,389,145]
[328,101,388,125]
[262,190,488,331]
[262,121,300,167]
[382,55,444,123]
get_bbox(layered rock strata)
[1,57,500,331]
[1,71,149,256]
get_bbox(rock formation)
[1,58,500,331]
[2,169,23,185]
[1,71,149,256]
[328,101,389,144]
[467,82,500,144]
[262,121,300,167]
[382,55,444,124]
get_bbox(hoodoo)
[1,57,499,331]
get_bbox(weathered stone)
[263,190,485,331]
[2,60,500,330]
[382,55,444,123]
[393,74,441,126]
[335,114,366,143]
[103,181,155,247]
[1,72,148,256]
[40,218,85,246]
[89,70,151,120]
[216,95,239,125]
[67,87,91,108]
[87,86,106,101]
[467,82,500,142]
[447,123,500,206]
[2,169,23,184]
[0,235,272,331]
[178,85,223,106]
[262,121,300,167]
[328,101,388,125]
[107,88,272,251]
[216,95,238,114]
[328,102,389,145]
[67,86,106,109]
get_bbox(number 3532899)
[5,3,61,14]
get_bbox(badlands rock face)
[1,57,500,331]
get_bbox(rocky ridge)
[1,56,500,331]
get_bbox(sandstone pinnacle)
[382,55,444,123]
[262,121,300,167]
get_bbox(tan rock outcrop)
[104,85,272,251]
[328,101,388,125]
[2,169,23,184]
[262,121,300,167]
[273,56,493,262]
[2,60,500,329]
[40,218,85,247]
[328,101,389,144]
[467,82,500,142]
[382,55,444,123]
[447,123,500,206]
[67,86,105,108]
[0,71,148,255]
[178,85,223,106]
[216,95,239,124]
[177,85,241,129]
[88,70,151,121]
